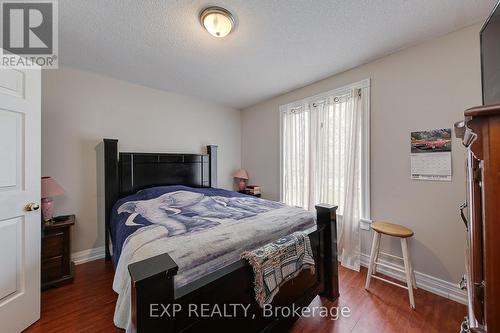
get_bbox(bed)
[103,139,339,333]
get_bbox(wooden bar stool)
[365,221,417,309]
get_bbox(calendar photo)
[410,128,452,181]
[411,128,452,153]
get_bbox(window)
[280,79,370,270]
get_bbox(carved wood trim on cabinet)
[463,104,500,333]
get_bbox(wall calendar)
[410,128,452,181]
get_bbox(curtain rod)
[286,88,362,112]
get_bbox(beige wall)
[241,24,482,282]
[42,67,241,253]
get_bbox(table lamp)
[41,176,64,222]
[233,169,249,191]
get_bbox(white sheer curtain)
[281,87,365,271]
[282,105,310,208]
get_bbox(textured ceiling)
[59,0,496,109]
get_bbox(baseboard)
[71,246,106,265]
[360,253,467,305]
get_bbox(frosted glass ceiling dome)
[200,7,235,38]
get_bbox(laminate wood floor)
[24,259,465,333]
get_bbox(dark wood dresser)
[41,215,75,290]
[457,104,500,332]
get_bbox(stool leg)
[373,234,381,274]
[410,262,417,289]
[401,237,415,309]
[365,232,380,289]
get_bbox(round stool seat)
[371,221,414,238]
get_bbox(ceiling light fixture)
[200,6,235,38]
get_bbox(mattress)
[110,185,316,330]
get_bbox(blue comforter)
[110,185,281,265]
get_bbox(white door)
[0,58,41,332]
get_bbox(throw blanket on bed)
[241,231,315,307]
[110,185,316,332]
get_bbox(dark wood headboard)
[102,139,218,260]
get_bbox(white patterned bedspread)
[111,187,315,331]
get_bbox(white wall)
[42,67,241,253]
[241,24,482,283]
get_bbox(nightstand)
[238,190,262,198]
[41,215,75,290]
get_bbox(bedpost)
[315,204,339,301]
[128,253,179,333]
[207,145,218,188]
[103,139,119,261]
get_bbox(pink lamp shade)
[233,169,249,191]
[232,169,249,180]
[41,176,64,198]
[41,177,64,222]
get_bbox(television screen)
[481,1,500,105]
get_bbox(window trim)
[279,78,371,228]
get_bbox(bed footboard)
[128,205,338,333]
[129,253,179,333]
[315,204,340,301]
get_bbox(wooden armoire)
[457,103,500,332]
